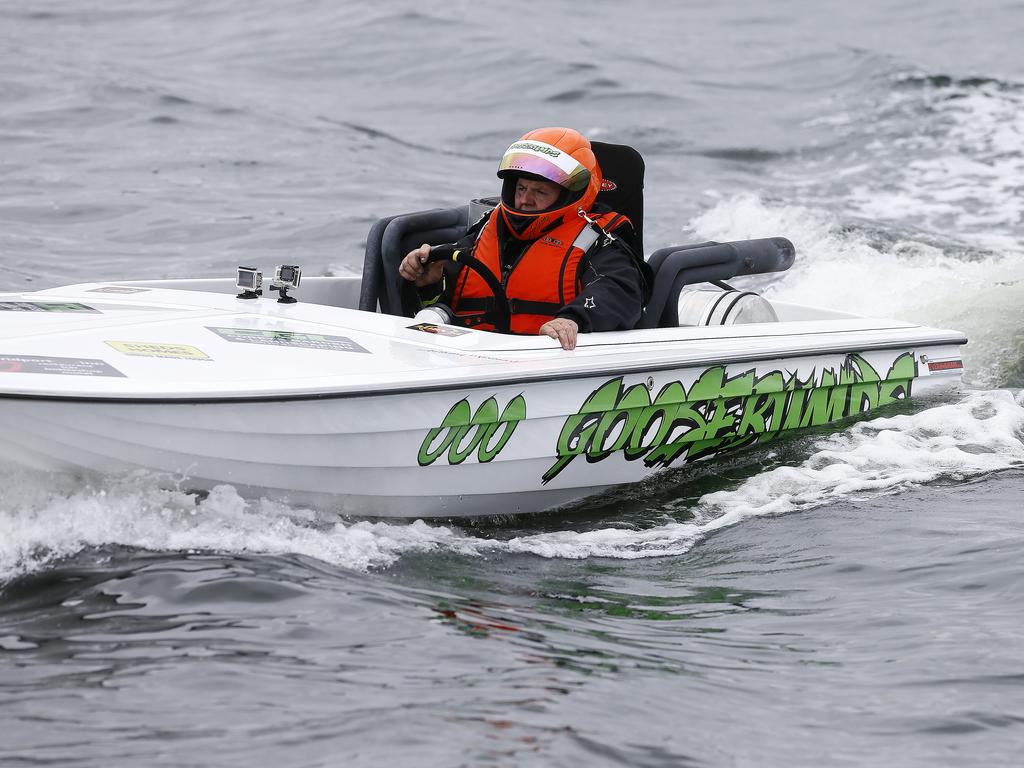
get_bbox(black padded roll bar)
[358,214,400,313]
[360,206,469,315]
[638,237,795,328]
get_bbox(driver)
[398,127,646,350]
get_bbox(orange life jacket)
[452,211,627,334]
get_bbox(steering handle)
[422,245,510,333]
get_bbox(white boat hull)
[0,278,966,517]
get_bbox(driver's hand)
[539,317,579,350]
[399,243,444,287]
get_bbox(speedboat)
[0,143,967,518]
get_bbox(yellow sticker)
[106,341,211,360]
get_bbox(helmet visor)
[497,140,590,192]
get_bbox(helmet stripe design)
[498,140,590,191]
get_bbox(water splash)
[0,472,466,582]
[486,389,1024,560]
[687,194,1024,389]
[802,71,1024,254]
[2,393,1020,577]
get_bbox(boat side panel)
[0,345,964,517]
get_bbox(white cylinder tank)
[676,286,779,326]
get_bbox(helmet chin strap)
[505,212,533,234]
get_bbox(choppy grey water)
[2,1,1024,765]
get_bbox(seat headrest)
[591,141,645,255]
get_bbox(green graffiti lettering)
[592,383,653,459]
[703,397,740,441]
[780,387,810,430]
[642,400,710,467]
[543,379,625,482]
[448,397,498,464]
[877,353,916,405]
[800,384,850,427]
[418,399,472,466]
[627,405,671,459]
[419,395,526,466]
[737,392,775,434]
[478,395,527,462]
[544,351,917,483]
[736,371,787,435]
[849,384,879,413]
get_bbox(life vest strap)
[453,296,493,312]
[571,225,602,254]
[461,296,562,316]
[507,298,563,316]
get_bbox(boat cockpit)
[359,141,795,330]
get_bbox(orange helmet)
[495,127,602,240]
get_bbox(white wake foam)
[690,75,1024,388]
[686,194,1024,388]
[800,74,1024,254]
[490,390,1024,559]
[848,78,1024,254]
[0,473,467,581]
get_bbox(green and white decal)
[0,302,99,313]
[206,327,370,354]
[416,352,917,483]
[418,394,527,466]
[543,352,916,482]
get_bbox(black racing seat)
[590,141,645,256]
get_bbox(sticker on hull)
[0,354,126,377]
[407,323,471,337]
[0,302,99,313]
[87,286,150,294]
[106,341,211,360]
[207,327,369,354]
